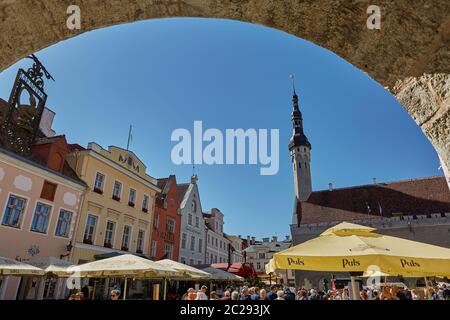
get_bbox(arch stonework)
[0,0,449,185]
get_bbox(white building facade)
[204,208,230,264]
[177,175,206,265]
[244,236,294,285]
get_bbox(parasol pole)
[123,278,128,300]
[424,276,429,299]
[350,276,358,300]
[163,278,167,301]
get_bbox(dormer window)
[127,157,133,166]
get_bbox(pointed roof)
[289,91,311,150]
[176,183,191,206]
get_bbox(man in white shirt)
[196,285,208,300]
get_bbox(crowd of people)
[181,283,450,301]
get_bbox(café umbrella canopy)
[271,222,450,277]
[201,267,244,282]
[67,254,177,278]
[28,256,76,277]
[156,259,211,279]
[0,255,44,276]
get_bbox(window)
[166,218,175,234]
[214,255,218,263]
[190,236,195,251]
[2,195,27,228]
[142,195,149,212]
[164,243,173,260]
[104,221,116,247]
[259,253,265,259]
[137,230,145,253]
[180,257,186,264]
[83,214,98,244]
[153,213,160,229]
[195,216,199,228]
[197,260,201,265]
[257,262,261,270]
[198,238,203,253]
[207,234,210,244]
[191,200,197,212]
[210,254,213,263]
[128,188,136,207]
[181,233,187,249]
[112,181,122,201]
[121,225,132,251]
[151,240,157,258]
[94,172,105,193]
[40,181,57,201]
[188,214,192,226]
[219,241,222,249]
[55,209,73,238]
[30,202,52,233]
[215,238,218,247]
[189,259,194,266]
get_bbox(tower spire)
[288,75,312,204]
[290,74,297,96]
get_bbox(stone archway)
[0,0,449,185]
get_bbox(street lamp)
[60,241,73,259]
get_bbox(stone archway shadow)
[0,0,449,186]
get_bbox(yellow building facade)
[66,142,160,264]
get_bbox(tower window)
[304,148,307,152]
[297,148,300,152]
[298,163,301,169]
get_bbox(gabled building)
[150,175,181,261]
[204,208,230,264]
[177,175,206,265]
[66,143,160,263]
[0,92,86,300]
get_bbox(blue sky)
[0,18,442,239]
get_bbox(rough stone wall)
[0,0,449,178]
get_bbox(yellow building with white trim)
[66,142,160,264]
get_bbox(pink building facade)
[0,147,86,300]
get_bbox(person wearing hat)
[196,285,208,300]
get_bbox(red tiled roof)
[67,143,85,152]
[176,183,190,203]
[299,176,450,225]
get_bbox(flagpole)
[127,125,132,150]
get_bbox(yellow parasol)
[271,222,450,277]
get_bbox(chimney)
[372,177,377,184]
[251,236,256,245]
[329,183,333,191]
[39,107,56,137]
[272,236,278,242]
[262,237,270,243]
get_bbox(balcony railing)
[112,195,121,202]
[93,188,103,195]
